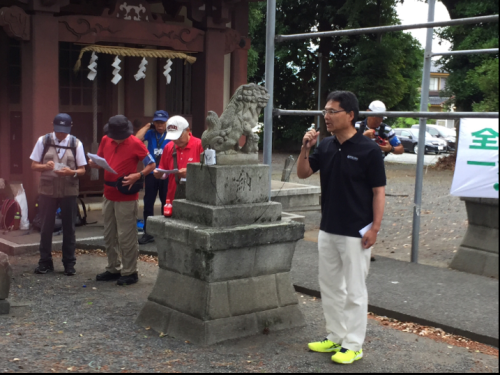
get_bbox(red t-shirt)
[97,135,153,202]
[158,135,204,202]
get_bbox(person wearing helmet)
[355,100,404,158]
[30,114,87,276]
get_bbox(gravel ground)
[1,253,497,373]
[265,152,467,268]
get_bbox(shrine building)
[0,0,258,215]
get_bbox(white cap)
[368,100,387,119]
[166,116,190,140]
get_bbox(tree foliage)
[437,0,499,112]
[248,0,424,148]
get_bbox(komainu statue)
[202,83,270,154]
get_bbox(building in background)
[429,60,455,129]
[0,0,259,216]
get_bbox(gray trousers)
[102,198,139,276]
[38,195,77,268]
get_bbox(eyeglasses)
[322,109,347,116]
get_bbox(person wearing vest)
[135,110,170,245]
[89,115,156,286]
[153,116,204,202]
[29,113,87,276]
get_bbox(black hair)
[326,91,359,126]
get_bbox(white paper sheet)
[53,162,67,171]
[156,168,179,175]
[359,222,373,237]
[87,152,118,174]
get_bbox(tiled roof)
[429,96,450,105]
[431,60,448,73]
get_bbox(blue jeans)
[143,173,168,235]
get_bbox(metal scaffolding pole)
[273,109,500,119]
[316,52,323,146]
[412,0,436,264]
[263,0,276,200]
[276,15,499,42]
[432,48,499,57]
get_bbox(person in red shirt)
[153,116,204,201]
[89,115,156,286]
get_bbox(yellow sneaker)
[331,348,363,364]
[308,339,342,353]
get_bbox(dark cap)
[106,115,133,140]
[153,110,169,123]
[53,113,73,133]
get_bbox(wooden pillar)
[230,1,249,94]
[0,32,10,180]
[191,28,226,137]
[21,13,59,218]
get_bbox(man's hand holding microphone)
[302,129,319,151]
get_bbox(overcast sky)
[396,0,452,54]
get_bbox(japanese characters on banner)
[450,118,499,198]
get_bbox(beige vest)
[39,137,80,198]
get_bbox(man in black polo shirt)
[297,91,386,365]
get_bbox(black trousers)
[38,194,77,268]
[143,173,168,235]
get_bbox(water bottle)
[163,199,173,218]
[13,211,21,230]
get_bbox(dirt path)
[1,253,497,373]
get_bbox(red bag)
[0,199,21,230]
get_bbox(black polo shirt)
[309,132,386,238]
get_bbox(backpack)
[0,199,21,230]
[75,197,95,227]
[32,196,94,232]
[40,133,79,167]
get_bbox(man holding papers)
[153,116,203,202]
[297,91,386,365]
[30,113,87,276]
[89,115,155,286]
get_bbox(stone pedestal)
[136,163,305,345]
[450,198,498,278]
[0,252,12,314]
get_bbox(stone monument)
[0,252,12,314]
[450,198,498,278]
[136,84,306,345]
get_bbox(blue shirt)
[144,129,170,173]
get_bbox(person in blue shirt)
[136,110,170,244]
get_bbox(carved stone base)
[216,152,258,165]
[450,198,498,278]
[137,301,304,346]
[137,163,306,345]
[0,300,10,315]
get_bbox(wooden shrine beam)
[58,15,205,52]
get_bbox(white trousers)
[318,230,371,352]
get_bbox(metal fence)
[262,0,499,263]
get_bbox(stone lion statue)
[202,83,270,154]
